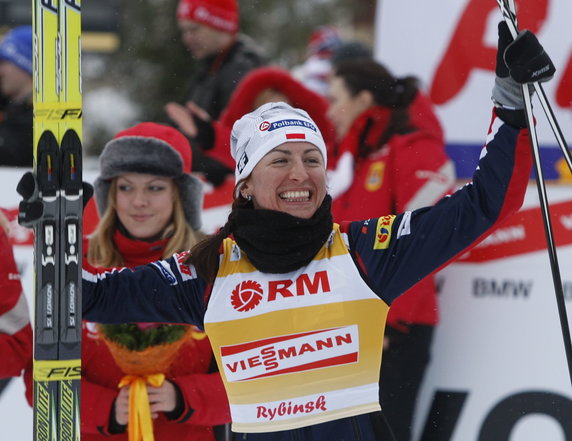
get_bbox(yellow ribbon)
[190,326,207,341]
[118,373,165,441]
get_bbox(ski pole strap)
[118,374,166,441]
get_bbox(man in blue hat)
[0,26,33,167]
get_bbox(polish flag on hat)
[286,133,306,140]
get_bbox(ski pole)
[496,0,572,387]
[531,83,572,173]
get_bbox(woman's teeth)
[280,191,310,201]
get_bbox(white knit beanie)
[230,102,327,186]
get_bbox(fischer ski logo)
[35,360,82,381]
[35,107,82,120]
[230,271,331,312]
[221,325,359,381]
[41,0,58,13]
[64,0,81,12]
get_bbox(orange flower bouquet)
[96,323,198,376]
[96,323,205,441]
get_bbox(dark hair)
[333,59,419,156]
[187,189,250,282]
[330,41,372,67]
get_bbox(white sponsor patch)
[152,261,178,285]
[221,325,359,382]
[174,252,198,282]
[229,382,380,425]
[230,244,241,262]
[397,211,412,239]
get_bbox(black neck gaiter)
[232,196,333,273]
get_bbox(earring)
[244,194,252,201]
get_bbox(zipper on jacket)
[351,416,363,441]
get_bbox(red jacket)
[331,94,455,328]
[0,222,32,379]
[80,231,230,441]
[205,66,335,170]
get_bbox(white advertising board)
[413,186,572,440]
[374,4,572,437]
[375,0,572,180]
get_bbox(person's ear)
[356,90,374,111]
[240,181,252,200]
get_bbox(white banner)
[412,185,572,441]
[375,0,572,180]
[374,5,572,436]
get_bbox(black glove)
[504,28,555,84]
[17,172,44,226]
[492,22,555,127]
[17,171,94,227]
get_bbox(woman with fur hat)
[81,122,230,441]
[81,26,552,440]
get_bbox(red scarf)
[113,230,169,267]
